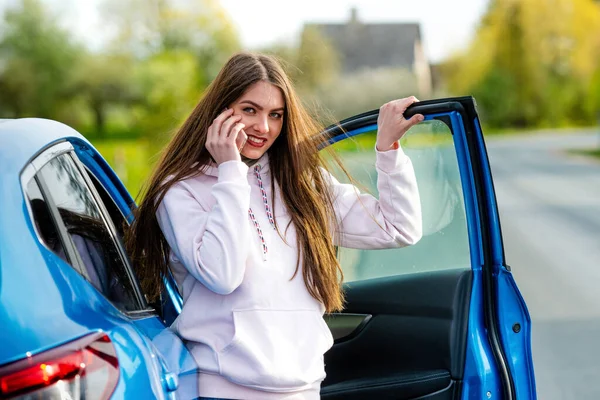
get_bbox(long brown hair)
[125,52,346,312]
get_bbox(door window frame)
[320,98,517,399]
[21,141,150,315]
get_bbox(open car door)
[159,96,537,399]
[318,97,536,400]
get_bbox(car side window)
[86,170,128,237]
[36,154,141,312]
[25,178,70,265]
[328,119,470,282]
[84,168,176,316]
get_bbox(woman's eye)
[270,112,282,119]
[243,107,255,114]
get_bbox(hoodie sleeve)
[328,145,423,249]
[156,161,252,295]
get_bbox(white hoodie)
[156,146,422,400]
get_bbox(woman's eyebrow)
[239,100,284,111]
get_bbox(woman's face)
[229,81,285,160]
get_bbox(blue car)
[0,97,536,399]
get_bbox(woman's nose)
[255,116,269,134]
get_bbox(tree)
[70,53,139,137]
[295,26,341,91]
[99,0,240,81]
[258,27,343,124]
[0,0,82,118]
[132,50,201,149]
[97,0,241,143]
[441,0,600,128]
[259,27,341,92]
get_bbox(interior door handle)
[324,313,372,341]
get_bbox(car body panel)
[0,119,181,398]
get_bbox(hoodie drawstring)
[247,164,275,261]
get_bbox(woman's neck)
[242,156,261,167]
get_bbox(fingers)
[207,112,241,146]
[406,96,419,106]
[221,114,242,138]
[382,96,418,112]
[397,96,423,127]
[392,96,420,115]
[380,96,419,117]
[395,96,419,110]
[206,108,233,147]
[403,97,422,127]
[216,119,244,149]
[211,108,234,136]
[206,109,246,164]
[376,95,423,150]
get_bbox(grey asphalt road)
[486,131,600,400]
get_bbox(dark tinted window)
[87,172,128,237]
[38,154,140,311]
[26,178,69,264]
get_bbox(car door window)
[36,154,141,312]
[25,178,70,265]
[85,169,128,237]
[327,119,470,282]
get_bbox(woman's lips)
[246,135,266,148]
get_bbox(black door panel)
[322,269,472,400]
[321,370,453,400]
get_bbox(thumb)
[406,113,424,128]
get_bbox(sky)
[219,0,490,63]
[1,0,490,63]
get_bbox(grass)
[483,125,599,136]
[568,148,600,161]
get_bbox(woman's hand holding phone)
[206,108,248,165]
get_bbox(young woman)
[126,52,423,400]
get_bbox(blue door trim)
[472,119,537,399]
[444,110,503,400]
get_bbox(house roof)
[304,10,422,73]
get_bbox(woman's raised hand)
[376,96,424,151]
[206,108,249,165]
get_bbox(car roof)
[0,118,91,178]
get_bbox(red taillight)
[0,332,119,399]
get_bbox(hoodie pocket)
[218,309,334,392]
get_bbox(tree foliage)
[0,0,81,118]
[70,54,139,137]
[0,0,240,141]
[442,0,600,128]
